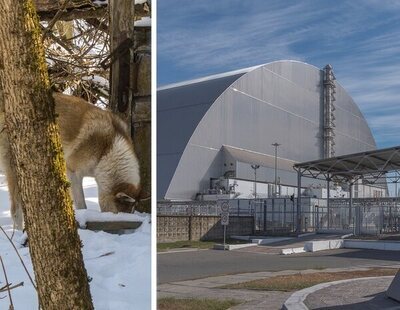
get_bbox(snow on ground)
[135,17,151,27]
[0,176,151,309]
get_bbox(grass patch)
[157,297,240,310]
[157,240,217,252]
[157,239,247,252]
[222,267,398,292]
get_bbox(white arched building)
[158,60,386,201]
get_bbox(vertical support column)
[284,199,287,226]
[263,200,267,232]
[349,181,353,229]
[297,170,302,233]
[355,198,361,236]
[327,178,331,230]
[272,198,275,224]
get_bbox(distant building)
[158,60,386,201]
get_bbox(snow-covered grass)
[0,176,151,309]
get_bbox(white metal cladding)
[157,60,377,200]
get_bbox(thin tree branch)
[43,0,72,38]
[0,282,24,293]
[0,226,36,290]
[0,256,14,310]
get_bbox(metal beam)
[297,169,302,233]
[349,181,353,228]
[327,178,330,229]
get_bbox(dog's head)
[113,183,142,213]
[99,183,143,213]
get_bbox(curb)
[281,239,400,255]
[281,247,306,255]
[252,237,293,245]
[282,276,394,310]
[214,243,257,250]
[297,232,316,238]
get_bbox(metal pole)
[272,143,281,197]
[327,178,331,229]
[297,169,302,233]
[274,146,277,196]
[355,199,360,236]
[349,182,353,229]
[254,169,257,199]
[263,200,267,231]
[251,164,260,199]
[223,225,226,250]
[284,199,287,226]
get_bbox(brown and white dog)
[0,93,141,230]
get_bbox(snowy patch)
[0,176,151,309]
[135,17,151,27]
[82,75,110,89]
[75,209,146,228]
[92,0,149,5]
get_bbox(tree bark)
[34,0,150,22]
[0,1,93,309]
[109,0,135,125]
[109,0,152,213]
[132,28,151,213]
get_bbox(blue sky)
[157,0,400,148]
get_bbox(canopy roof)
[294,146,400,184]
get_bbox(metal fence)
[328,198,400,234]
[158,197,400,235]
[157,201,219,216]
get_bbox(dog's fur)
[0,93,141,230]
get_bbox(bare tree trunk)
[0,1,93,309]
[109,0,152,213]
[109,0,135,125]
[132,28,151,213]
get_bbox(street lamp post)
[251,164,260,199]
[272,142,281,197]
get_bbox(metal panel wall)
[158,61,377,200]
[157,73,245,198]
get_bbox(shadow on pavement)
[327,248,400,263]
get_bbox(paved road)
[158,248,400,283]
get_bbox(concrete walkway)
[158,265,400,310]
[304,277,400,309]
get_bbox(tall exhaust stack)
[323,64,336,158]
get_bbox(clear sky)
[157,0,400,148]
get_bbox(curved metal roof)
[158,60,376,200]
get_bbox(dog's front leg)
[67,170,87,209]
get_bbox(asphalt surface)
[158,248,400,284]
